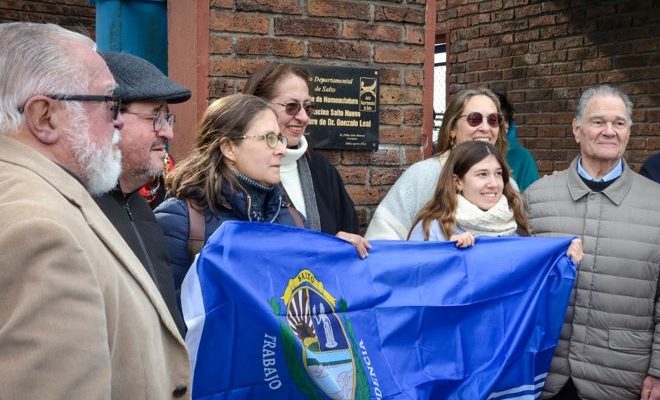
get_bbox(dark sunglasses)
[459,112,503,128]
[272,101,314,117]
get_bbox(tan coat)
[0,135,191,399]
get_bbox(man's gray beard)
[64,112,122,195]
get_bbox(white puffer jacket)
[524,157,660,400]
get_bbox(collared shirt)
[577,156,623,182]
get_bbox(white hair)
[575,85,633,125]
[62,106,122,195]
[0,22,96,135]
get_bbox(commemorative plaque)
[305,65,379,150]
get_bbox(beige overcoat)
[0,135,191,399]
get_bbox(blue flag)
[183,221,575,400]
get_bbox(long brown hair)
[410,141,530,240]
[434,88,508,156]
[166,94,273,214]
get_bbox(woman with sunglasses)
[366,88,512,240]
[154,94,304,291]
[243,63,368,252]
[408,141,583,263]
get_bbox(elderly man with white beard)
[0,22,190,399]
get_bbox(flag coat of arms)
[182,221,575,400]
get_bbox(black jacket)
[307,151,360,234]
[95,188,186,335]
[640,152,660,184]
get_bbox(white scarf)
[454,194,518,237]
[280,137,308,216]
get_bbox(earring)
[449,136,456,148]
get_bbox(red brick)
[236,0,301,14]
[336,166,368,185]
[403,147,424,164]
[490,33,514,46]
[379,126,423,145]
[210,57,264,78]
[514,4,541,18]
[466,59,489,72]
[514,30,540,42]
[378,68,402,84]
[404,70,424,86]
[341,151,371,165]
[403,107,424,125]
[370,168,406,186]
[468,37,489,49]
[489,57,512,69]
[469,13,491,26]
[379,85,423,105]
[274,17,340,38]
[374,5,425,24]
[308,41,371,62]
[308,0,369,20]
[210,11,269,34]
[236,37,304,57]
[209,34,232,55]
[374,45,424,64]
[581,59,612,72]
[539,50,567,63]
[457,4,479,15]
[208,78,239,98]
[491,8,514,21]
[370,148,401,166]
[529,40,555,53]
[405,26,425,45]
[210,0,232,7]
[347,187,391,206]
[528,14,555,28]
[380,107,402,125]
[512,53,539,66]
[343,21,402,42]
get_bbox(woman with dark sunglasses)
[366,88,514,240]
[244,63,370,256]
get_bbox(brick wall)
[437,0,659,175]
[208,0,429,229]
[0,0,95,37]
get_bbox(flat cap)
[100,51,191,104]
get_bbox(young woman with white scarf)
[408,141,583,264]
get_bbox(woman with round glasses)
[366,87,512,240]
[243,63,364,247]
[154,94,301,290]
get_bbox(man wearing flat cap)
[95,51,191,335]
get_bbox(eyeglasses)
[459,112,504,128]
[235,131,287,149]
[18,94,121,120]
[121,109,176,132]
[272,101,314,117]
